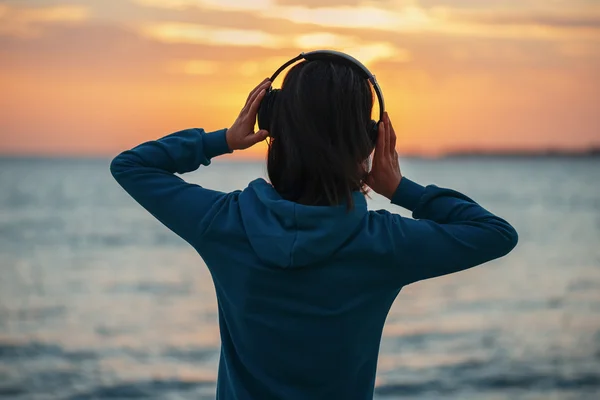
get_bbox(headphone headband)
[268,50,385,123]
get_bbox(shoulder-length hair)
[266,60,375,209]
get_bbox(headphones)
[257,50,385,144]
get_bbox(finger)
[372,121,385,166]
[388,115,397,154]
[382,112,390,156]
[245,78,270,107]
[243,80,271,114]
[247,87,268,118]
[384,113,392,157]
[245,129,269,147]
[243,79,270,112]
[386,113,393,157]
[377,116,386,157]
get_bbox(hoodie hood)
[238,178,368,268]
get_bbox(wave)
[2,341,600,399]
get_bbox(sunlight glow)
[295,34,411,66]
[345,43,409,65]
[1,1,599,156]
[295,33,357,49]
[238,62,260,77]
[168,60,220,75]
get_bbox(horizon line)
[1,146,599,161]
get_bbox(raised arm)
[367,113,517,285]
[110,128,231,244]
[387,177,518,284]
[110,78,272,246]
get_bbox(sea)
[0,156,599,400]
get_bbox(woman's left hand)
[226,78,272,151]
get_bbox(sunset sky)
[0,0,598,157]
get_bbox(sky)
[0,0,598,158]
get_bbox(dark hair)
[266,60,374,209]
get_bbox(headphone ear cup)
[367,120,379,144]
[258,88,280,131]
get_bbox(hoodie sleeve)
[386,177,518,285]
[110,128,232,245]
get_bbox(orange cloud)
[133,0,274,12]
[430,7,600,40]
[141,22,286,48]
[275,0,366,7]
[0,4,89,38]
[130,0,600,44]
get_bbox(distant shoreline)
[438,148,600,159]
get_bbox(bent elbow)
[109,155,123,179]
[478,217,519,259]
[506,227,519,254]
[497,222,519,257]
[109,152,132,181]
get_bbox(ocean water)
[0,156,599,400]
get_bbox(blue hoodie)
[110,128,518,400]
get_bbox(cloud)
[141,22,287,48]
[263,5,432,31]
[419,0,523,9]
[132,0,433,32]
[419,0,600,10]
[131,0,600,43]
[274,0,365,7]
[141,24,406,67]
[0,4,89,38]
[427,8,600,41]
[0,21,300,83]
[133,0,274,12]
[447,10,600,29]
[346,42,410,65]
[294,32,357,49]
[294,32,409,65]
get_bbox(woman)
[110,55,518,400]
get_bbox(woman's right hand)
[366,112,403,200]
